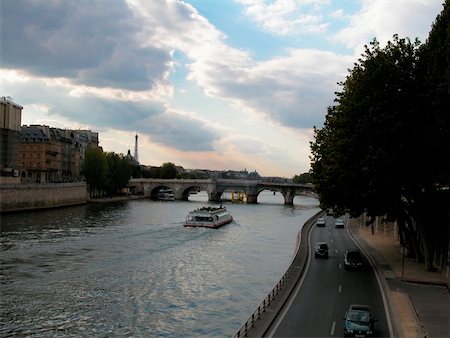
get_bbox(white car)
[335,218,345,228]
[316,217,326,227]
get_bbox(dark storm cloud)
[1,0,171,91]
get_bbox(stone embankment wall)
[0,182,87,213]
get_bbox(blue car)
[343,304,377,337]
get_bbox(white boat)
[158,188,175,201]
[184,206,233,228]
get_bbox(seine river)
[1,191,319,337]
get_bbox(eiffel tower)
[134,133,139,163]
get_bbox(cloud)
[333,0,443,52]
[236,0,330,35]
[1,0,172,91]
[187,47,353,128]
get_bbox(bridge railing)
[232,210,324,338]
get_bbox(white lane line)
[330,321,336,336]
[266,221,314,337]
[339,263,342,269]
[338,285,342,293]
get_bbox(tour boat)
[158,188,175,201]
[184,206,233,228]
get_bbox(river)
[0,191,320,337]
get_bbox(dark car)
[344,249,363,270]
[343,304,377,337]
[314,242,329,258]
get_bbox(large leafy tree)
[310,2,449,271]
[82,148,132,197]
[160,162,177,179]
[82,147,108,197]
[105,152,131,196]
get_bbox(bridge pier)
[246,194,258,204]
[129,179,314,205]
[210,192,222,203]
[283,190,295,205]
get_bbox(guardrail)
[233,210,324,337]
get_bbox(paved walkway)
[348,218,449,338]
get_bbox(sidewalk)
[348,218,449,338]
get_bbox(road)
[267,215,390,337]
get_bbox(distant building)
[20,125,99,183]
[0,96,23,180]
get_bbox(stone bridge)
[128,178,314,205]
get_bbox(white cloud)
[333,0,443,53]
[237,0,330,35]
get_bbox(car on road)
[314,242,329,258]
[316,217,326,227]
[335,218,345,228]
[343,304,377,337]
[344,249,363,270]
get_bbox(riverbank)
[87,194,146,203]
[0,182,87,213]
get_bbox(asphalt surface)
[239,213,449,338]
[267,215,389,337]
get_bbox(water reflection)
[1,192,319,337]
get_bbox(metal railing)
[233,211,323,338]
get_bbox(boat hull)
[184,216,233,229]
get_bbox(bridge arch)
[128,178,314,204]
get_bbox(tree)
[81,147,108,197]
[105,152,131,196]
[310,2,449,271]
[293,173,313,184]
[160,162,177,179]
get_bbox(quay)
[237,213,449,338]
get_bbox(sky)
[1,0,444,177]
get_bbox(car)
[343,304,377,337]
[314,242,329,258]
[326,208,333,216]
[335,218,345,228]
[316,217,326,227]
[344,249,363,270]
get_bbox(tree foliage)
[81,147,108,197]
[82,148,131,197]
[293,173,313,184]
[105,152,131,196]
[310,2,449,271]
[160,162,177,179]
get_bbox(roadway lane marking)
[338,285,342,293]
[266,220,314,337]
[339,263,342,269]
[330,321,336,336]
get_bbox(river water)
[1,191,319,337]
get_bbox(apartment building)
[1,96,23,181]
[20,125,99,183]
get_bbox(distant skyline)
[1,0,443,177]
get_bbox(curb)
[233,210,324,338]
